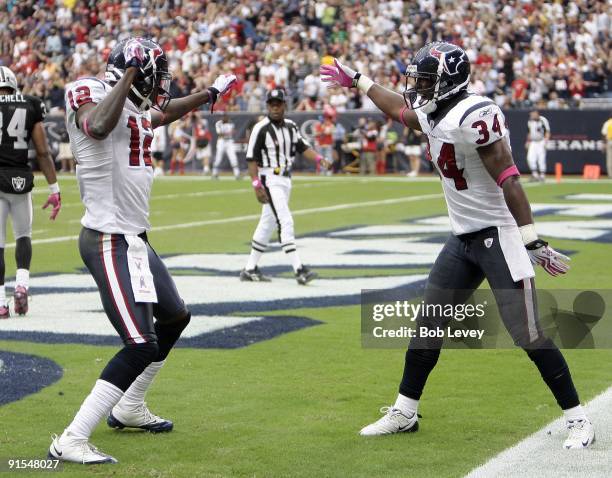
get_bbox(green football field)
[1,174,611,478]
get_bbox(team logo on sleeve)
[12,176,25,192]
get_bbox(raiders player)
[321,42,594,449]
[240,88,330,285]
[49,38,236,464]
[526,110,550,182]
[0,66,60,319]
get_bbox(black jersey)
[0,93,46,170]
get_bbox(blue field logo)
[0,200,609,349]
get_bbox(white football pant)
[527,141,547,175]
[212,138,239,177]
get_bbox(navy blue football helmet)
[105,38,172,111]
[404,41,470,110]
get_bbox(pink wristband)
[252,178,262,189]
[497,165,520,187]
[82,118,92,137]
[315,155,322,163]
[399,105,411,127]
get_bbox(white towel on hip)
[125,234,158,303]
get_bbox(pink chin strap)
[497,164,520,187]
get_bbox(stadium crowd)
[1,0,610,114]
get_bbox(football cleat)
[0,305,9,319]
[48,432,118,464]
[107,402,173,433]
[359,407,419,436]
[13,286,28,315]
[295,266,317,285]
[563,419,595,449]
[240,267,271,282]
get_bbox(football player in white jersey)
[212,113,240,179]
[49,38,236,465]
[526,110,550,182]
[321,42,594,449]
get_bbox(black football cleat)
[296,266,318,285]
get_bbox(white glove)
[526,239,570,276]
[123,38,146,69]
[210,74,237,97]
[207,74,237,113]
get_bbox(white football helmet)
[0,66,18,93]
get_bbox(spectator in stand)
[315,110,335,175]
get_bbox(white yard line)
[465,385,612,478]
[5,192,444,248]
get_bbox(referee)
[240,89,331,284]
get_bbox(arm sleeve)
[458,103,508,148]
[294,124,311,153]
[64,79,108,127]
[541,117,550,133]
[27,96,46,124]
[246,121,265,163]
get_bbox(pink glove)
[43,192,61,220]
[320,59,358,88]
[123,38,146,70]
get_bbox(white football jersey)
[65,78,154,234]
[527,116,550,141]
[215,120,234,139]
[415,94,516,235]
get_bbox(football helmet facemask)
[404,41,470,113]
[105,38,172,111]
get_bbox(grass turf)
[0,175,611,477]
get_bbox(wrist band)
[82,118,92,138]
[252,178,262,189]
[49,182,60,194]
[519,224,538,245]
[496,164,520,187]
[399,105,411,127]
[356,74,374,94]
[315,155,322,163]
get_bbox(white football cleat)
[563,419,595,449]
[48,432,117,464]
[107,402,173,433]
[359,406,419,436]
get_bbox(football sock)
[564,404,588,423]
[117,361,165,410]
[100,342,159,391]
[154,313,191,361]
[399,347,441,400]
[15,268,29,289]
[394,394,419,416]
[233,166,240,178]
[525,340,580,410]
[281,244,302,273]
[0,285,6,306]
[64,379,123,440]
[15,237,32,270]
[246,249,263,271]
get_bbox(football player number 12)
[127,116,153,167]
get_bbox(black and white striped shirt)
[246,117,310,171]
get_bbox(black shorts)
[413,227,542,348]
[79,227,187,345]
